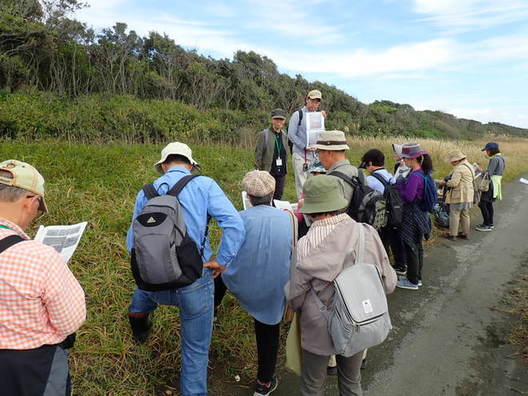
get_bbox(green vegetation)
[1,1,527,141]
[1,138,527,394]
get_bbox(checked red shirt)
[0,218,86,350]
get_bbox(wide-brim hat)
[0,160,48,212]
[300,175,348,214]
[155,142,198,174]
[392,144,404,158]
[312,130,350,151]
[446,150,466,163]
[400,143,428,159]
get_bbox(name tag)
[276,158,283,166]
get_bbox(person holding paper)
[220,170,293,396]
[288,89,327,199]
[255,108,289,200]
[0,160,86,396]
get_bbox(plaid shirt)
[0,218,86,349]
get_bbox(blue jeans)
[129,272,214,396]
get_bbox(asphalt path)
[226,177,528,396]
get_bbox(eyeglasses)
[26,195,42,207]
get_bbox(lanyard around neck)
[0,225,13,231]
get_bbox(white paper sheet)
[273,199,297,212]
[242,191,253,210]
[34,222,88,263]
[306,112,325,147]
[520,177,528,185]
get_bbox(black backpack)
[371,172,403,228]
[330,171,387,230]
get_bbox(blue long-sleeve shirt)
[288,106,317,161]
[126,166,245,267]
[221,205,292,325]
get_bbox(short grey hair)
[0,170,27,202]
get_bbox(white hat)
[154,142,198,174]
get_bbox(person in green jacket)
[255,108,289,200]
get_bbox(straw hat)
[446,150,466,163]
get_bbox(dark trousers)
[479,200,494,226]
[380,227,406,270]
[271,174,286,201]
[214,275,227,317]
[404,239,424,285]
[0,345,71,396]
[254,319,280,383]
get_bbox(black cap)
[271,108,287,119]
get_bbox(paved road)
[228,177,528,395]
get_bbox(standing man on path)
[288,90,326,198]
[0,160,86,396]
[255,108,289,200]
[126,142,245,396]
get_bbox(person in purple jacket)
[394,143,433,290]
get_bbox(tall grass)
[0,138,527,395]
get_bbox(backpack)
[330,171,387,230]
[130,175,208,291]
[371,172,403,228]
[312,224,392,357]
[417,172,438,213]
[462,163,480,205]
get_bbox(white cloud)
[413,0,528,31]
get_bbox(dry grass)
[1,137,527,395]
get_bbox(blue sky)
[76,0,528,128]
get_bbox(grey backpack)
[313,224,392,357]
[131,175,207,291]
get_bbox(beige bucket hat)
[312,130,350,151]
[446,150,466,163]
[155,142,198,174]
[0,160,48,212]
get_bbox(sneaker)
[254,376,278,396]
[475,225,492,232]
[396,277,419,290]
[490,224,495,229]
[394,267,407,276]
[457,233,469,240]
[417,280,423,287]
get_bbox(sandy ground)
[222,177,528,396]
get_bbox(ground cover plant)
[1,136,527,395]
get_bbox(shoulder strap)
[0,235,24,254]
[142,183,159,200]
[167,175,198,197]
[371,172,389,188]
[297,109,303,126]
[329,170,359,188]
[356,224,365,265]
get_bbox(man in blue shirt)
[126,142,245,396]
[221,170,293,396]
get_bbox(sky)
[75,0,528,128]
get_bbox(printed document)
[34,222,88,263]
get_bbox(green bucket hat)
[300,175,348,214]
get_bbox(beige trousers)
[449,206,471,236]
[292,152,314,199]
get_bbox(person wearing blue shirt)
[126,142,245,396]
[220,170,293,396]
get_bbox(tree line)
[1,0,526,142]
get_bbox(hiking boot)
[441,233,456,241]
[457,233,469,240]
[396,277,419,290]
[475,225,492,232]
[254,376,278,396]
[128,312,152,344]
